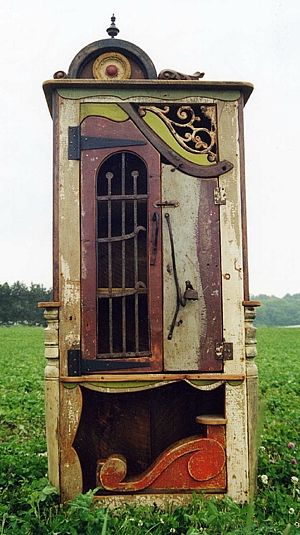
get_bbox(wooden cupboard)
[40,19,259,504]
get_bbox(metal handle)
[150,212,159,266]
[165,213,182,340]
[165,213,198,340]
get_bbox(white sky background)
[0,0,299,297]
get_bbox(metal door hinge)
[67,349,151,376]
[68,126,146,160]
[68,349,81,376]
[214,186,226,205]
[215,342,233,360]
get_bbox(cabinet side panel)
[60,384,83,501]
[52,93,60,300]
[226,382,249,502]
[218,101,245,375]
[238,97,250,301]
[57,97,81,375]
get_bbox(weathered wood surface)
[43,79,254,116]
[52,93,60,300]
[245,305,259,498]
[162,166,222,372]
[218,100,245,376]
[44,306,60,489]
[238,97,249,301]
[97,433,226,492]
[38,301,61,308]
[46,87,255,505]
[60,373,245,382]
[225,381,249,502]
[162,166,204,371]
[80,114,162,370]
[94,492,225,508]
[60,385,83,501]
[57,97,81,376]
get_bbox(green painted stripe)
[58,88,241,102]
[80,103,129,122]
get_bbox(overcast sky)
[0,0,299,297]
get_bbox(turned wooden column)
[243,301,260,498]
[39,302,60,489]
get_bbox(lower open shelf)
[72,381,227,494]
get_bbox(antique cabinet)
[40,18,259,505]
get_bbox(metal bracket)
[68,349,81,376]
[68,126,146,160]
[214,186,226,205]
[215,342,233,361]
[67,349,151,376]
[154,200,179,208]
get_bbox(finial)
[106,14,119,38]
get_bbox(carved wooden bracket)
[158,69,205,80]
[96,422,226,492]
[119,104,233,178]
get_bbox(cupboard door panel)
[162,165,223,372]
[81,115,162,372]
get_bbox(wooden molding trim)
[38,301,61,308]
[242,300,261,307]
[196,415,227,426]
[60,373,245,383]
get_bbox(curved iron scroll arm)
[165,213,199,340]
[118,103,233,178]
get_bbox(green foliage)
[0,326,299,533]
[0,282,52,325]
[253,293,300,326]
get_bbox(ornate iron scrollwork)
[138,104,217,162]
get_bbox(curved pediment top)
[67,15,157,81]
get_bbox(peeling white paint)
[162,165,206,371]
[61,256,71,280]
[218,100,245,375]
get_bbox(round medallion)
[92,52,131,80]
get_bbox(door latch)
[154,200,179,208]
[215,342,233,360]
[165,213,199,340]
[214,186,226,205]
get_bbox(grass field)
[0,326,299,534]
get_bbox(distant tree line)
[253,293,300,326]
[0,282,52,325]
[0,282,299,327]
